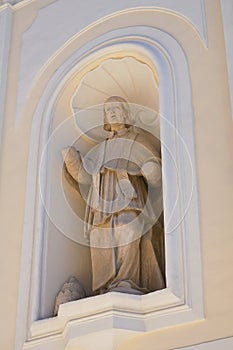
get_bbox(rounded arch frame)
[16,26,204,350]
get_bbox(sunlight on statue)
[62,96,165,295]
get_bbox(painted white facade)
[0,1,233,349]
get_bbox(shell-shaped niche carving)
[71,57,160,142]
[72,57,159,110]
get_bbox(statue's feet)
[107,281,147,295]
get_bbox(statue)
[54,277,86,315]
[62,96,165,295]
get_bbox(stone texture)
[54,276,86,316]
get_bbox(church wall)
[0,0,232,349]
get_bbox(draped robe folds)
[64,128,165,294]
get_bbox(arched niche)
[40,55,164,319]
[17,26,203,349]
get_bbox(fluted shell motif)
[71,57,160,142]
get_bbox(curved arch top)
[16,3,207,125]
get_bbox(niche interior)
[40,56,165,319]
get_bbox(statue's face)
[104,102,126,126]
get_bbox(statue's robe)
[65,127,165,294]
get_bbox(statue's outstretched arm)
[62,146,91,185]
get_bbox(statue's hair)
[103,96,132,131]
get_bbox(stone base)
[109,286,145,295]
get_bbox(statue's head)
[103,96,132,131]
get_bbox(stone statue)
[62,96,165,295]
[54,277,86,315]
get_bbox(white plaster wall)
[0,0,233,350]
[220,0,233,118]
[0,5,12,147]
[0,4,13,349]
[176,336,233,350]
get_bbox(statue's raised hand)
[62,146,82,182]
[62,146,81,163]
